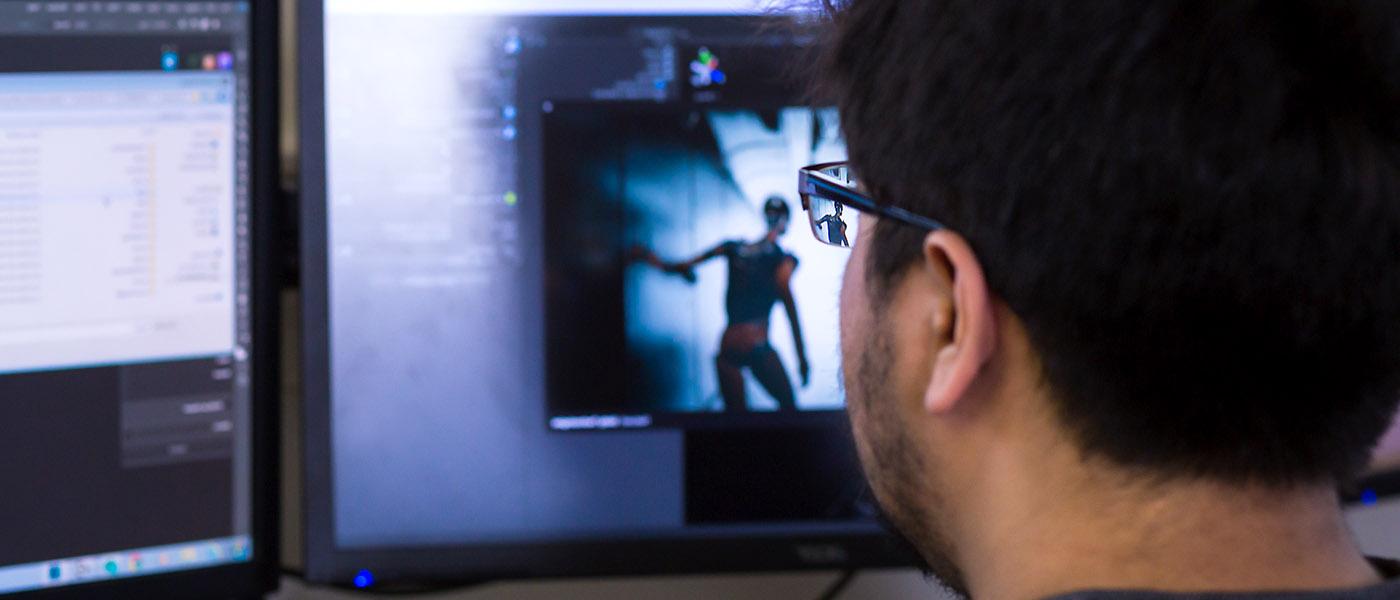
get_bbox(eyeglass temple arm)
[802,171,946,232]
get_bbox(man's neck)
[960,468,1379,599]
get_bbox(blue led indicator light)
[353,570,373,588]
[1361,489,1379,505]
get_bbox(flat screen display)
[301,0,911,585]
[0,1,264,595]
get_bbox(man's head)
[822,0,1400,591]
[764,195,792,234]
[835,202,843,216]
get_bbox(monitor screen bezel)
[296,0,914,586]
[4,0,280,598]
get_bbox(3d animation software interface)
[545,104,848,429]
[0,1,253,595]
[326,9,880,551]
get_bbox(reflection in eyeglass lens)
[809,196,855,247]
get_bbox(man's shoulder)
[1049,582,1400,600]
[1047,559,1400,600]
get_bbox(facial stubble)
[846,284,971,598]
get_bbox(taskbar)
[547,409,849,432]
[0,535,251,595]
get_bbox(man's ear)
[922,230,997,414]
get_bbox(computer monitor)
[0,1,277,598]
[298,0,913,586]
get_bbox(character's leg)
[715,353,747,412]
[750,344,797,412]
[717,323,768,413]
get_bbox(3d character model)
[633,197,811,412]
[814,202,850,247]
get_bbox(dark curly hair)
[817,0,1400,485]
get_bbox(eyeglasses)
[797,162,944,248]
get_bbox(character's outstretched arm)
[775,257,810,387]
[629,243,727,284]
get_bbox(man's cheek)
[839,227,871,369]
[847,408,880,489]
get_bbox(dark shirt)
[721,240,797,324]
[1046,558,1400,600]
